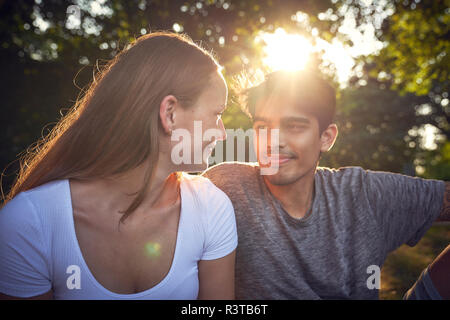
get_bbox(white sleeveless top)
[0,173,237,299]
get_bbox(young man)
[202,70,450,299]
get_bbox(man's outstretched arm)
[436,182,450,222]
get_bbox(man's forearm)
[436,182,450,222]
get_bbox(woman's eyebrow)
[253,116,269,122]
[218,104,227,112]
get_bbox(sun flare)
[257,28,358,86]
[258,28,313,72]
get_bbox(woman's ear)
[320,123,338,152]
[159,95,178,134]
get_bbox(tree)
[321,77,424,174]
[362,0,449,179]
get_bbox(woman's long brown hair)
[3,32,221,223]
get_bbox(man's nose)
[267,127,285,151]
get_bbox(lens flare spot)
[145,242,161,258]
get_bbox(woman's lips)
[204,143,216,156]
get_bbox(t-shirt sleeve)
[200,181,238,261]
[0,193,52,297]
[363,169,445,253]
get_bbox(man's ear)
[159,95,178,134]
[320,123,338,152]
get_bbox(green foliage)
[362,0,449,179]
[418,141,450,180]
[321,78,424,174]
[370,0,449,96]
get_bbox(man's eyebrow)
[253,116,311,124]
[281,117,310,124]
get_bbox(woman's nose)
[217,119,227,141]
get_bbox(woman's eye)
[255,124,268,130]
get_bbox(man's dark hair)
[242,70,337,134]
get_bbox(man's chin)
[263,173,296,186]
[261,166,304,186]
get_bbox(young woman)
[0,32,237,299]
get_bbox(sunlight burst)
[258,28,313,72]
[257,28,359,86]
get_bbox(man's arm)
[436,182,450,222]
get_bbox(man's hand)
[436,182,450,222]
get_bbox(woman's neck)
[70,157,179,216]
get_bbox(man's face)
[253,95,326,185]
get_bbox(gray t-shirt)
[202,162,445,299]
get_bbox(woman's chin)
[179,162,209,173]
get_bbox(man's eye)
[286,124,306,130]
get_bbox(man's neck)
[263,168,316,220]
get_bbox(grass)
[380,224,450,299]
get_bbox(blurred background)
[0,0,448,299]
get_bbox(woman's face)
[171,72,228,172]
